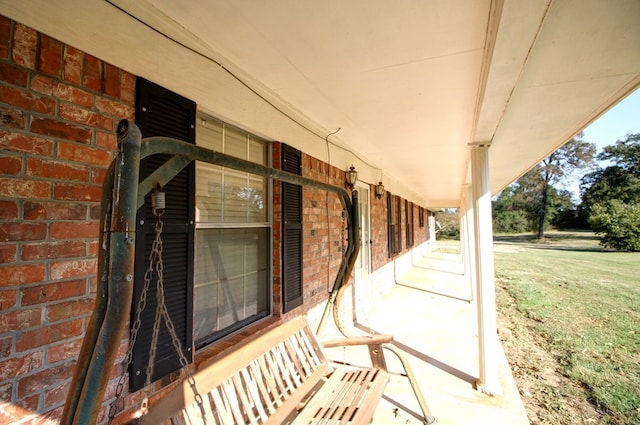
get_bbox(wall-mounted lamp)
[345,165,358,190]
[375,181,385,199]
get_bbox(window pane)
[196,164,222,222]
[194,228,269,346]
[223,172,249,223]
[249,138,265,164]
[225,126,247,160]
[198,118,223,151]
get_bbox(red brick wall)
[0,17,134,424]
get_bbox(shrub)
[588,200,640,251]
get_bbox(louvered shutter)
[130,78,196,392]
[387,191,396,257]
[281,144,303,312]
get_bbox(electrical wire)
[104,0,384,178]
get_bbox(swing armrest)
[321,334,393,348]
[322,335,393,371]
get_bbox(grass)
[493,231,640,424]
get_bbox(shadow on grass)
[493,231,611,253]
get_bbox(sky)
[581,88,640,151]
[562,88,640,199]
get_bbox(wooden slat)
[242,366,269,421]
[231,374,258,425]
[263,364,330,425]
[221,379,245,424]
[210,386,234,424]
[257,356,283,409]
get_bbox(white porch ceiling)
[2,0,639,208]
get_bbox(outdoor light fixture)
[345,165,358,190]
[375,181,385,199]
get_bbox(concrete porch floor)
[323,250,530,425]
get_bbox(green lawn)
[493,232,640,424]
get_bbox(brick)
[0,308,41,334]
[17,360,76,397]
[49,258,97,280]
[47,337,83,364]
[0,335,11,357]
[89,204,101,220]
[0,177,50,199]
[0,15,11,59]
[58,141,112,166]
[0,350,44,381]
[89,240,99,256]
[0,245,17,263]
[60,103,113,130]
[0,155,22,175]
[39,34,63,77]
[91,167,108,185]
[21,280,86,306]
[53,183,102,201]
[104,62,120,98]
[120,71,135,103]
[47,298,94,323]
[0,62,29,87]
[0,289,17,309]
[0,85,56,114]
[49,221,98,239]
[21,241,86,261]
[0,222,47,242]
[16,318,83,352]
[0,264,45,287]
[26,158,90,182]
[63,45,82,85]
[95,96,134,119]
[12,23,37,69]
[83,54,102,91]
[30,117,92,144]
[24,201,86,221]
[31,75,93,108]
[45,381,71,408]
[0,130,54,155]
[0,105,26,129]
[96,131,117,149]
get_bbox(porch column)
[461,185,475,301]
[469,143,501,395]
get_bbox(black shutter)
[387,191,396,257]
[281,144,303,313]
[130,78,196,392]
[396,196,403,253]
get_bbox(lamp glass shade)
[346,165,358,187]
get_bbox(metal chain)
[143,214,208,424]
[108,205,208,424]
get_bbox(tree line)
[437,132,640,251]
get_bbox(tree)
[533,133,596,238]
[580,133,640,251]
[580,133,640,211]
[493,134,595,236]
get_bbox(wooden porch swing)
[60,120,436,425]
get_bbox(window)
[418,206,425,228]
[194,115,270,347]
[387,192,401,257]
[131,79,271,390]
[406,201,414,247]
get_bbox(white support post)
[469,143,501,396]
[461,185,475,302]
